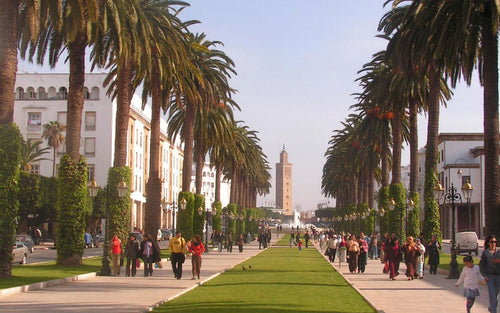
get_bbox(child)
[455,255,485,313]
[298,239,303,251]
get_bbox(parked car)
[15,235,35,253]
[456,231,479,255]
[12,241,29,264]
[160,229,172,241]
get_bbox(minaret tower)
[276,145,292,215]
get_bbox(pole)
[100,188,111,276]
[448,183,459,279]
[205,210,209,252]
[468,199,471,231]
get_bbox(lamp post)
[404,198,415,240]
[434,181,461,279]
[88,178,128,276]
[462,181,474,231]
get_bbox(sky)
[18,0,486,211]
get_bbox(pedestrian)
[418,232,427,275]
[370,232,379,259]
[402,236,418,280]
[319,232,326,251]
[455,255,485,313]
[296,232,301,246]
[304,231,310,248]
[216,230,223,252]
[124,234,139,277]
[110,234,121,276]
[289,232,295,247]
[237,233,244,253]
[298,239,303,251]
[151,235,162,271]
[379,232,388,264]
[227,231,233,252]
[358,235,368,273]
[169,230,187,279]
[385,237,401,280]
[326,235,339,263]
[347,234,360,273]
[479,234,500,313]
[84,231,92,249]
[427,234,441,275]
[338,235,348,268]
[415,238,426,279]
[187,234,205,280]
[139,235,153,277]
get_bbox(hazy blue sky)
[18,0,485,211]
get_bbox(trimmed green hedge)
[212,201,222,232]
[0,124,22,278]
[56,155,87,266]
[177,192,194,240]
[192,194,205,238]
[107,167,132,252]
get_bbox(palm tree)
[42,121,66,176]
[19,139,50,172]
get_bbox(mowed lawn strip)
[153,247,376,313]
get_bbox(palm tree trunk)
[481,19,500,237]
[423,68,442,242]
[391,108,402,184]
[113,61,132,167]
[215,163,221,202]
[194,144,203,194]
[182,103,196,191]
[381,124,390,187]
[0,0,17,125]
[145,76,162,236]
[66,32,87,161]
[409,102,418,194]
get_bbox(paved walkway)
[314,241,491,313]
[0,236,281,313]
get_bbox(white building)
[14,73,183,234]
[190,162,231,208]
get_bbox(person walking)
[169,231,187,279]
[456,255,486,313]
[326,235,339,263]
[385,237,401,280]
[415,238,426,279]
[227,231,233,252]
[124,234,139,277]
[370,232,379,259]
[215,230,223,252]
[347,234,360,273]
[338,235,348,268]
[402,236,418,280]
[479,234,500,313]
[358,235,368,273]
[187,234,205,280]
[84,231,92,249]
[304,231,310,248]
[139,235,153,277]
[289,232,295,247]
[237,233,245,253]
[110,234,121,276]
[151,235,162,272]
[427,234,441,275]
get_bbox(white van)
[455,231,479,255]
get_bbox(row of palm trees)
[322,0,500,241]
[0,1,271,275]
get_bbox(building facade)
[189,162,231,208]
[276,146,292,215]
[14,73,183,235]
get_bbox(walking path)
[0,236,281,313]
[314,241,490,313]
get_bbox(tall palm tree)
[42,121,66,176]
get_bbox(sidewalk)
[0,235,281,313]
[314,242,490,313]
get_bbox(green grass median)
[153,247,376,313]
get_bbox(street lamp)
[88,178,128,276]
[433,181,462,279]
[462,181,474,231]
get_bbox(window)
[30,164,40,175]
[84,138,96,157]
[57,143,66,155]
[38,87,47,100]
[16,87,25,100]
[87,164,95,182]
[84,87,90,100]
[57,112,67,126]
[27,112,42,130]
[85,112,96,131]
[58,87,68,100]
[27,87,36,99]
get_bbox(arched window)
[27,87,36,99]
[58,87,68,100]
[16,87,25,100]
[90,87,99,100]
[38,87,47,100]
[48,87,57,99]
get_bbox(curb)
[0,272,97,298]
